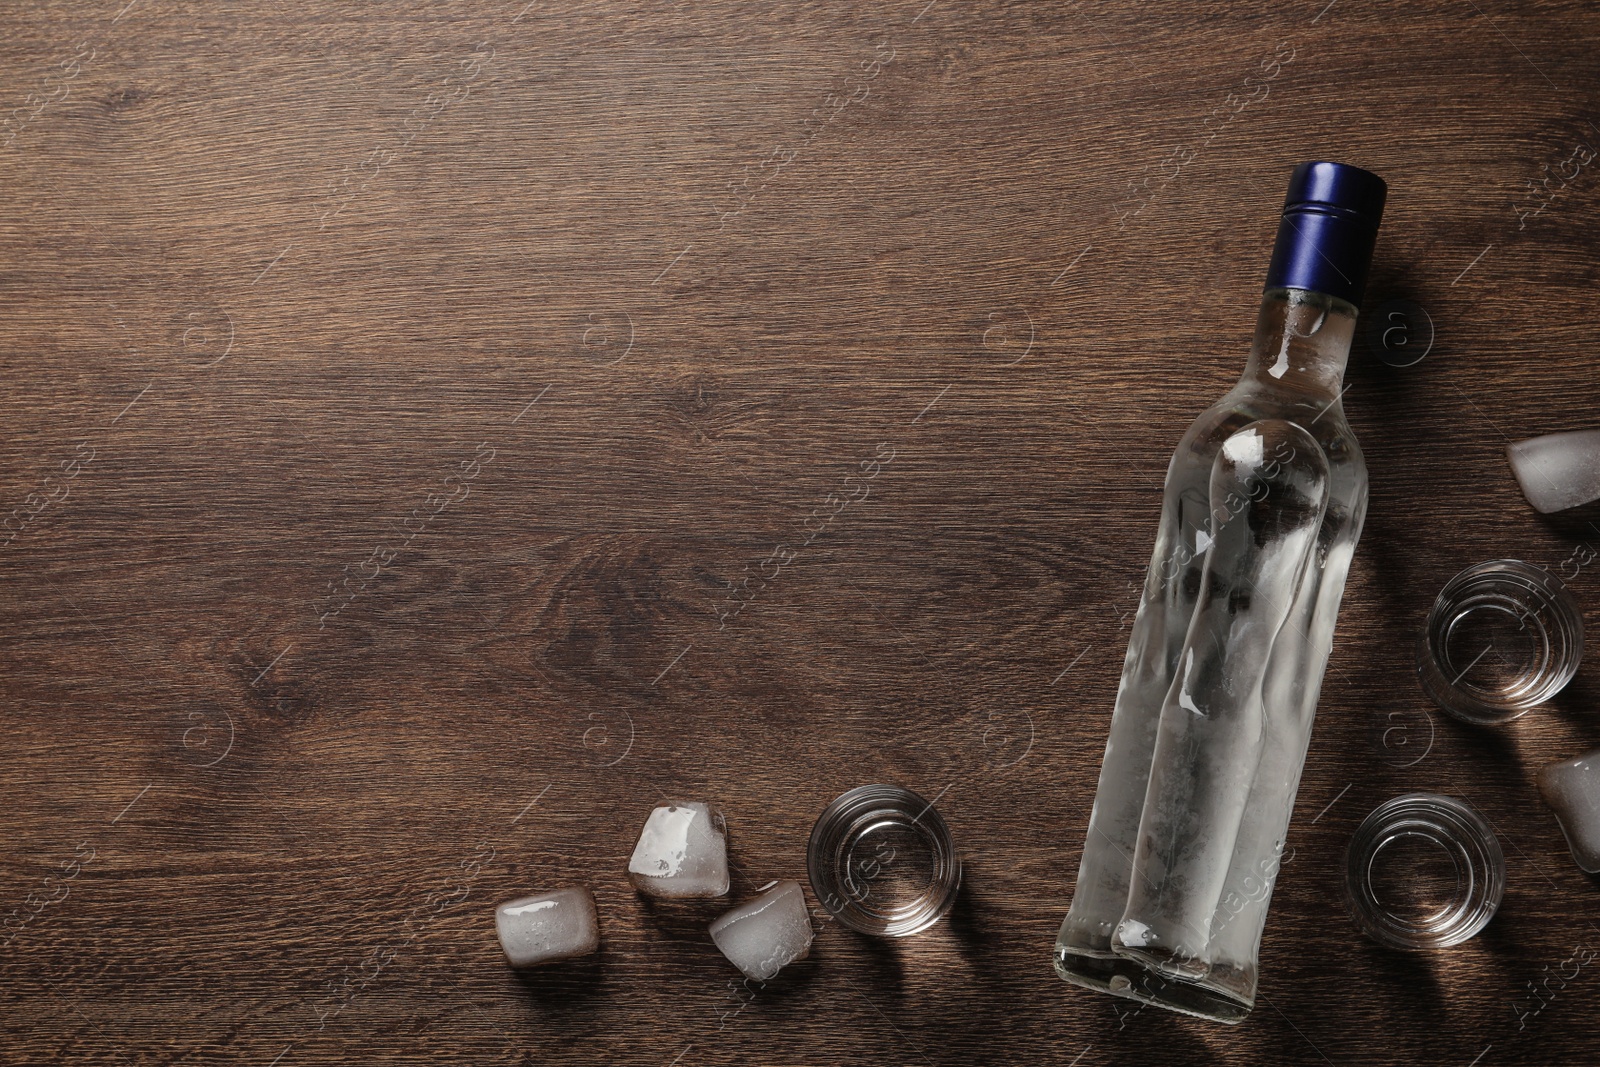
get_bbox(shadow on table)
[1548,668,1600,754]
[943,877,1003,989]
[508,952,606,1006]
[844,931,907,1001]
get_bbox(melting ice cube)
[1538,749,1600,874]
[494,887,599,967]
[1507,430,1600,514]
[627,801,729,899]
[709,880,813,981]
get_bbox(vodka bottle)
[1055,162,1386,1024]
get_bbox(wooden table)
[4,1,1599,1063]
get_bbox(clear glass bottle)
[1054,162,1386,1024]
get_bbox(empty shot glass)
[807,785,961,937]
[1417,559,1584,725]
[1345,793,1504,951]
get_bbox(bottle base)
[1053,943,1254,1025]
[1112,931,1212,982]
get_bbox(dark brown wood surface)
[4,1,1600,1063]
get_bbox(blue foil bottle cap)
[1263,161,1387,307]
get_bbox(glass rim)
[806,783,961,938]
[1344,792,1505,951]
[1418,558,1584,724]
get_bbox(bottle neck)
[1241,287,1358,398]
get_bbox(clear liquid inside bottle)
[1054,287,1369,1023]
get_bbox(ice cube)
[1507,430,1600,514]
[494,887,599,967]
[1538,749,1600,873]
[709,880,813,981]
[627,801,729,899]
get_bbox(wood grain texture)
[3,0,1600,1063]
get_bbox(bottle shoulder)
[1165,388,1367,519]
[1180,386,1364,466]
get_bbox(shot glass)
[1417,559,1584,725]
[1345,793,1504,950]
[807,784,961,937]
